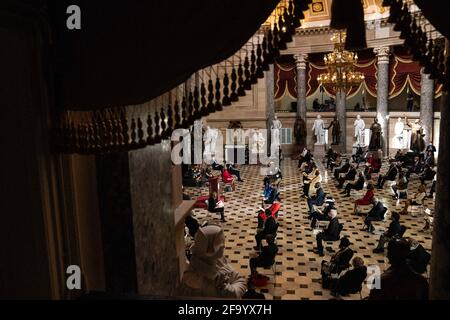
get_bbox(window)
[280,128,292,145]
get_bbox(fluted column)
[374,47,390,155]
[294,53,308,121]
[336,89,346,152]
[420,68,435,146]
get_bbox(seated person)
[254,210,278,250]
[207,192,226,222]
[337,164,357,188]
[369,238,429,300]
[341,171,365,197]
[406,238,431,275]
[422,208,434,231]
[376,160,398,189]
[391,171,408,200]
[362,198,387,233]
[307,182,326,214]
[401,184,426,215]
[185,214,200,238]
[373,212,402,253]
[333,257,367,297]
[314,209,341,257]
[221,167,236,191]
[263,183,274,200]
[364,154,382,179]
[211,158,224,171]
[242,280,266,300]
[264,164,283,186]
[249,234,278,277]
[419,165,436,185]
[423,150,434,167]
[334,159,351,180]
[352,146,364,165]
[329,154,342,172]
[406,156,423,180]
[326,149,338,169]
[226,164,244,182]
[257,201,281,229]
[303,169,321,197]
[353,183,375,215]
[263,186,280,205]
[309,197,335,229]
[298,148,312,168]
[321,237,354,289]
[300,159,316,175]
[203,166,214,181]
[394,150,406,163]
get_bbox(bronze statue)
[369,118,382,150]
[326,116,341,145]
[294,116,307,148]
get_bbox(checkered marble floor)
[184,158,433,300]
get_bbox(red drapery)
[389,53,422,98]
[274,62,297,100]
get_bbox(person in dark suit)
[307,183,326,214]
[334,159,350,180]
[342,171,365,197]
[406,238,431,275]
[363,198,387,233]
[207,192,225,222]
[419,165,436,184]
[337,164,357,188]
[254,210,278,250]
[369,238,429,300]
[321,237,354,288]
[333,257,367,296]
[250,234,278,276]
[242,280,266,300]
[373,212,402,253]
[226,164,244,182]
[406,156,423,180]
[376,160,398,189]
[315,209,341,256]
[309,197,335,229]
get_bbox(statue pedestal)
[313,144,327,159]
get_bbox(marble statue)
[326,116,341,145]
[193,119,203,141]
[251,129,266,154]
[294,116,307,147]
[353,115,366,146]
[312,115,326,145]
[180,225,247,298]
[204,126,218,156]
[409,119,426,153]
[369,118,382,150]
[393,117,405,149]
[271,115,283,148]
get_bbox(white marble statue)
[204,126,218,156]
[353,115,366,146]
[271,115,283,148]
[180,225,247,298]
[312,115,326,145]
[193,119,203,140]
[393,117,405,149]
[251,129,266,154]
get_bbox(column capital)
[294,53,308,69]
[374,47,390,64]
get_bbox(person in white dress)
[394,117,405,149]
[271,115,283,149]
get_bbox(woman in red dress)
[353,182,375,214]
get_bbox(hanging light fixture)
[317,31,365,91]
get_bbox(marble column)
[430,40,450,300]
[374,47,390,155]
[294,53,308,121]
[420,68,435,146]
[128,141,182,296]
[266,64,275,154]
[335,89,347,152]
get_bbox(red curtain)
[274,62,297,100]
[389,54,422,98]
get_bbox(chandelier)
[317,31,365,91]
